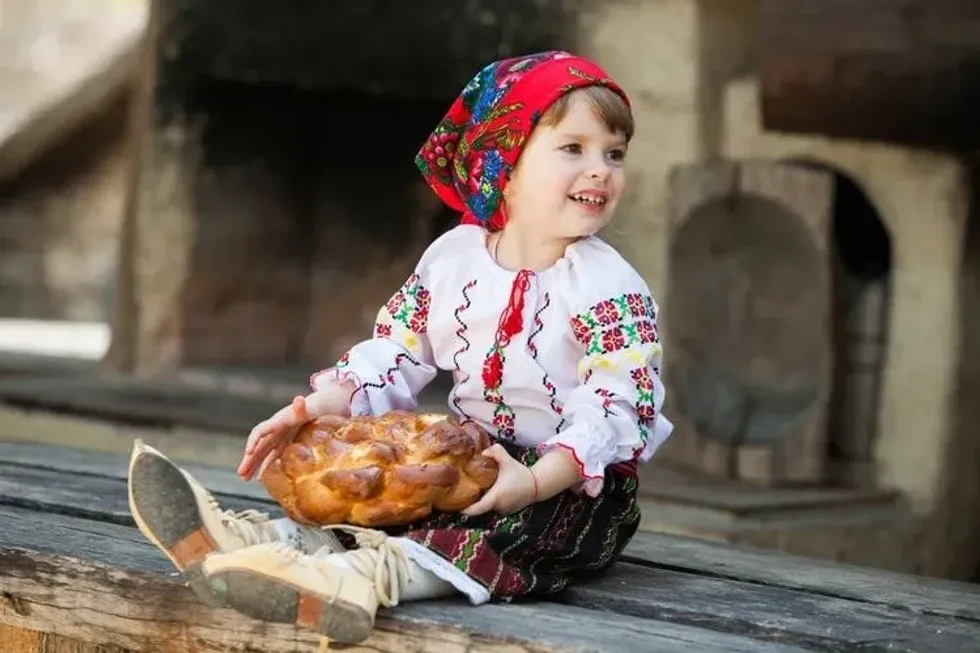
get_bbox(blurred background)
[1,0,979,583]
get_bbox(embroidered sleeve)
[539,288,673,496]
[309,271,438,416]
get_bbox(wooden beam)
[560,563,980,652]
[3,441,980,652]
[758,0,980,152]
[0,506,795,653]
[622,533,980,623]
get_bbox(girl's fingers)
[291,396,308,422]
[238,430,281,479]
[244,420,277,454]
[462,491,494,516]
[256,439,291,479]
[463,479,502,516]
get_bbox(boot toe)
[127,442,224,606]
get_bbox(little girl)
[127,50,672,646]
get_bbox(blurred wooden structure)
[758,0,980,153]
[0,0,979,604]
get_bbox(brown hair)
[538,85,634,142]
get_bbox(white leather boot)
[201,528,456,645]
[127,440,343,606]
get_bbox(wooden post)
[102,0,164,374]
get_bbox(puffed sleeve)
[538,269,673,496]
[309,252,441,416]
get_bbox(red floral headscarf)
[416,51,630,230]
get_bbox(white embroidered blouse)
[311,224,673,495]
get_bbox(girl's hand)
[237,396,313,481]
[463,444,538,516]
[237,380,355,481]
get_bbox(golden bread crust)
[260,411,499,527]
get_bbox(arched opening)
[790,159,893,487]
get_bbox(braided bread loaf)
[260,411,499,527]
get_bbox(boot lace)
[330,525,410,608]
[264,524,410,608]
[205,495,276,545]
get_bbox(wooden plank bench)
[3,440,980,652]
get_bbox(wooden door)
[660,160,834,486]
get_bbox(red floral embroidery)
[572,292,662,446]
[374,322,392,338]
[637,404,656,422]
[594,300,620,326]
[383,273,431,335]
[386,292,405,316]
[570,316,591,346]
[601,327,626,352]
[636,320,656,344]
[630,367,654,391]
[631,368,656,424]
[493,411,515,433]
[573,291,658,356]
[626,293,647,317]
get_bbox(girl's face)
[503,91,628,242]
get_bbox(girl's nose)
[587,162,611,180]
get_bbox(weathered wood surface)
[0,506,799,653]
[622,531,980,623]
[758,0,980,152]
[3,441,980,652]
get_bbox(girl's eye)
[608,148,627,162]
[560,143,582,154]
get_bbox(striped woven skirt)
[335,441,641,604]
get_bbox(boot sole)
[207,568,375,644]
[127,445,225,607]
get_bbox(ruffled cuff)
[308,364,372,417]
[309,339,436,417]
[537,419,618,497]
[642,414,675,462]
